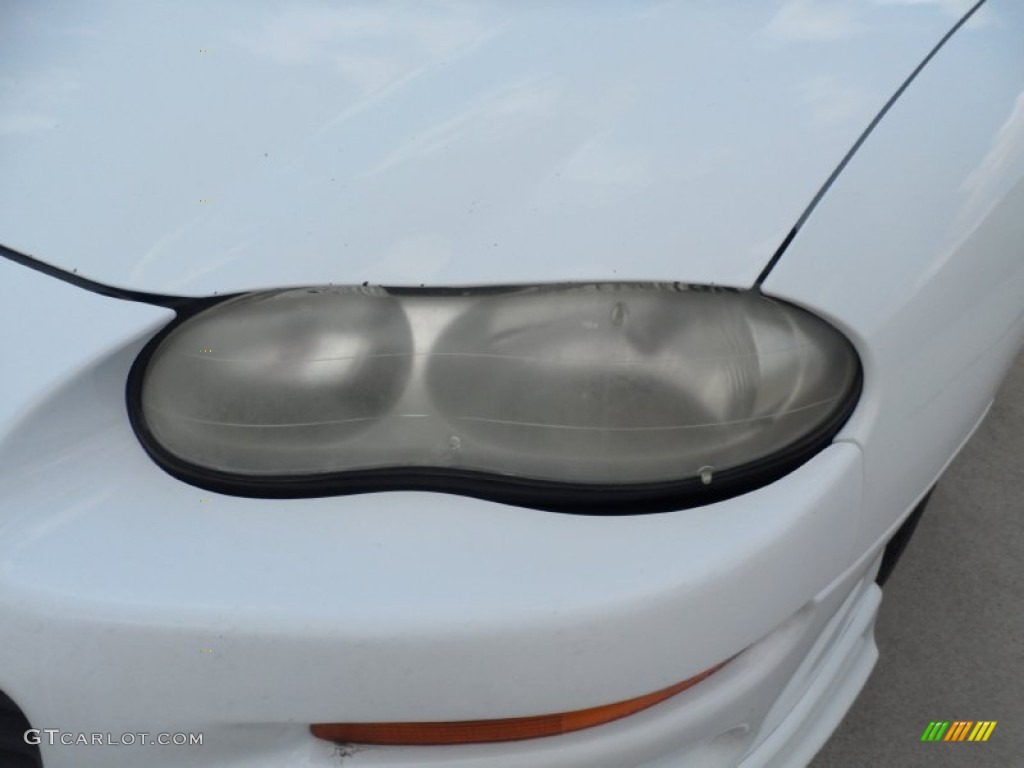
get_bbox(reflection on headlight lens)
[141,288,413,473]
[426,287,850,482]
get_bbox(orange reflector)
[311,660,727,746]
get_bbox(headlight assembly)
[128,283,861,513]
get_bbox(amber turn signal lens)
[310,660,727,746]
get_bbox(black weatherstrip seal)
[0,241,203,311]
[123,292,864,516]
[753,0,987,288]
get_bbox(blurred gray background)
[813,350,1023,767]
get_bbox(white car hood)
[0,1,963,295]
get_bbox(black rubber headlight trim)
[125,286,862,515]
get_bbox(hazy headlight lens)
[132,283,860,511]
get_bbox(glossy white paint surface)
[0,0,961,294]
[763,0,1024,554]
[3,2,1021,767]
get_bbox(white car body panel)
[763,0,1024,555]
[1,0,957,294]
[1,257,873,768]
[1,2,1022,768]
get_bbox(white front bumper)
[5,512,886,768]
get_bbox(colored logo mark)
[921,721,996,742]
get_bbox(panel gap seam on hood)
[754,0,986,289]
